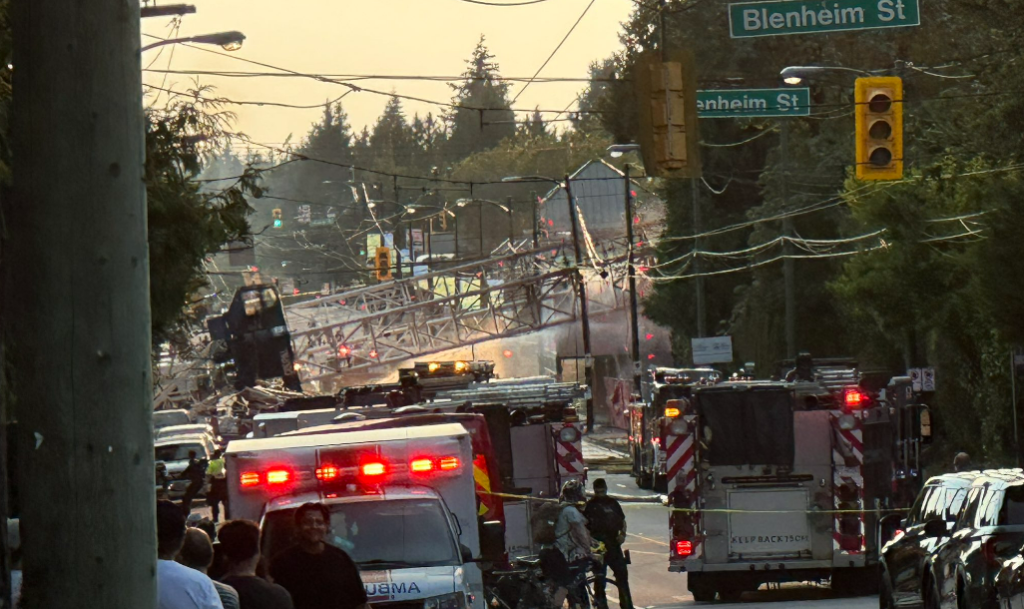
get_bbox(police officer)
[584,479,633,609]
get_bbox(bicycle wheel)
[585,575,619,609]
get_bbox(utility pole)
[624,166,643,395]
[531,191,539,248]
[781,120,796,357]
[692,178,706,338]
[506,196,515,244]
[565,176,595,432]
[8,2,155,608]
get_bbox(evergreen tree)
[445,36,515,163]
[368,97,417,173]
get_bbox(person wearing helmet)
[555,480,592,609]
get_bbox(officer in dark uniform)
[584,479,633,609]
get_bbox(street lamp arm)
[142,31,246,52]
[780,65,876,85]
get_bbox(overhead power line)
[511,0,596,105]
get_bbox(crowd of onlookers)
[157,500,368,609]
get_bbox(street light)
[606,143,641,158]
[503,174,595,434]
[455,198,514,255]
[779,65,873,86]
[142,31,246,52]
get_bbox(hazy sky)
[141,0,635,148]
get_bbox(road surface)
[583,471,875,609]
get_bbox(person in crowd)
[8,519,21,608]
[181,450,209,514]
[179,527,240,609]
[269,503,367,609]
[207,449,229,522]
[953,452,972,472]
[156,499,224,609]
[218,520,293,609]
[554,480,593,609]
[584,479,633,609]
[785,352,815,382]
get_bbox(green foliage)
[583,0,1024,462]
[445,36,516,161]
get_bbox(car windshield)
[157,426,205,440]
[155,443,204,462]
[263,498,460,568]
[153,411,190,429]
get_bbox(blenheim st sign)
[729,0,921,38]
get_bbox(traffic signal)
[375,246,392,281]
[634,50,701,179]
[855,77,903,181]
[272,208,283,228]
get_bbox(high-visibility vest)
[207,458,226,479]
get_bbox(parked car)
[153,433,214,499]
[152,409,193,430]
[925,470,1024,609]
[155,423,220,446]
[879,472,978,609]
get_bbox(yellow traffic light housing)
[634,50,701,179]
[855,77,903,181]
[375,246,392,281]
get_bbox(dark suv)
[925,470,1024,609]
[880,472,977,609]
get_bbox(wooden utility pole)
[8,2,155,608]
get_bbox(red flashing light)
[439,456,460,471]
[548,219,554,227]
[266,468,292,485]
[675,540,693,556]
[338,345,352,358]
[410,458,434,473]
[647,354,656,360]
[369,349,379,359]
[240,472,261,487]
[293,288,300,295]
[844,388,867,408]
[645,333,654,341]
[361,462,386,478]
[630,191,638,199]
[316,464,340,482]
[503,349,513,358]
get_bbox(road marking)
[627,532,669,547]
[616,484,627,488]
[625,549,663,555]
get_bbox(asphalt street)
[583,470,876,609]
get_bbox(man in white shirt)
[157,500,224,609]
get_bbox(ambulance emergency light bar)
[239,453,462,490]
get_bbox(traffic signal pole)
[565,176,595,432]
[8,1,156,607]
[781,120,796,357]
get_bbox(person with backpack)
[554,480,593,609]
[584,479,632,609]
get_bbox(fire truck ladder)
[286,237,650,386]
[434,379,587,407]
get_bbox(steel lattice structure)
[286,237,652,388]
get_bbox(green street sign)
[729,0,920,38]
[698,88,810,118]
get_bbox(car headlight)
[424,592,467,609]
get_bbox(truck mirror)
[919,408,933,444]
[460,544,473,563]
[480,520,505,561]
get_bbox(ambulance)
[225,423,500,609]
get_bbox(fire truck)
[253,360,588,557]
[629,367,722,492]
[664,361,931,602]
[226,423,503,609]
